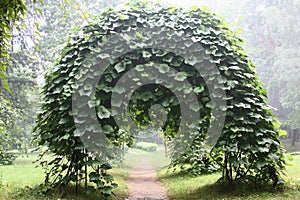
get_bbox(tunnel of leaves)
[34,2,286,197]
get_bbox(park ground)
[1,145,300,200]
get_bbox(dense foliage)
[34,1,285,196]
[0,0,27,92]
[135,142,157,152]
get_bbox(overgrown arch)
[34,2,285,196]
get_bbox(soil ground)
[125,156,168,200]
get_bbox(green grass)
[122,146,170,170]
[2,151,300,200]
[110,168,130,199]
[0,153,130,200]
[156,155,300,200]
[0,154,44,188]
[119,148,152,171]
[144,147,170,169]
[285,154,300,182]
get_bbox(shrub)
[0,152,17,165]
[135,142,157,152]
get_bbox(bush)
[0,152,17,165]
[135,142,157,152]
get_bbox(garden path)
[126,156,168,200]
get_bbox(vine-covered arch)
[34,2,285,197]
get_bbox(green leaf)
[168,7,177,13]
[103,125,114,133]
[97,106,111,119]
[194,86,205,94]
[142,51,152,58]
[115,63,126,73]
[156,64,169,73]
[89,172,100,181]
[191,6,199,11]
[135,31,145,40]
[258,147,269,152]
[135,65,144,72]
[86,160,103,166]
[113,86,126,94]
[235,102,251,109]
[59,117,69,124]
[111,98,122,107]
[278,129,287,137]
[101,163,112,170]
[189,101,200,112]
[228,66,241,70]
[175,72,188,81]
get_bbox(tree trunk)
[122,143,125,157]
[164,140,168,157]
[291,129,297,146]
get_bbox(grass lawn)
[0,153,130,200]
[1,148,300,200]
[156,154,300,200]
[122,146,170,170]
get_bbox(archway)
[34,2,285,196]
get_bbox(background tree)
[0,0,36,164]
[204,0,300,147]
[3,0,42,153]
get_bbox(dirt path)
[126,156,169,200]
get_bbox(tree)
[217,0,300,147]
[0,0,28,92]
[3,0,43,153]
[266,1,300,136]
[0,0,26,134]
[0,0,39,165]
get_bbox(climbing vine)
[34,1,286,196]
